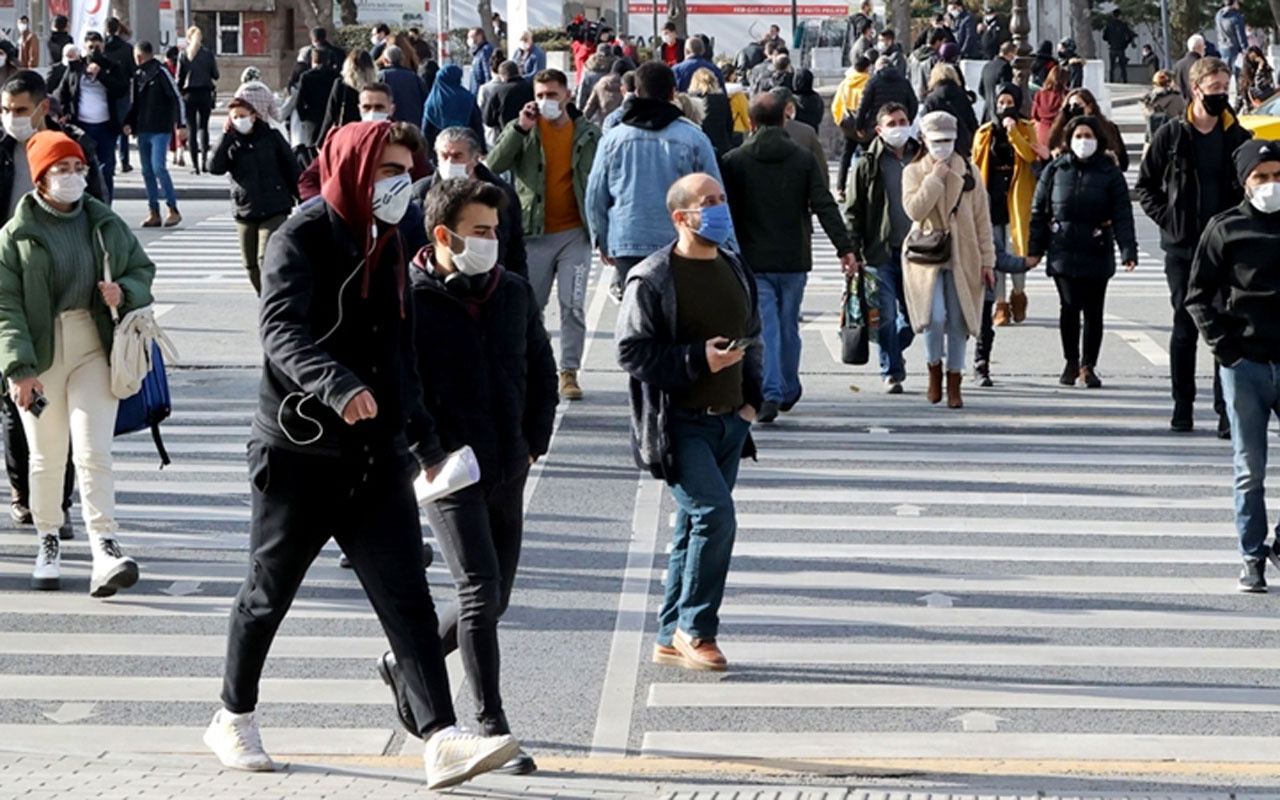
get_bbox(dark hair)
[2,70,46,104]
[106,17,121,35]
[361,81,393,100]
[136,41,154,56]
[933,13,947,23]
[409,27,421,35]
[312,26,328,42]
[498,59,521,80]
[876,100,909,123]
[18,15,27,22]
[84,31,103,44]
[1112,8,1123,16]
[53,14,68,30]
[226,97,257,116]
[533,68,568,89]
[423,178,507,233]
[374,23,390,34]
[663,22,677,32]
[929,27,950,45]
[610,59,628,76]
[1049,88,1116,154]
[881,29,895,39]
[854,56,872,72]
[387,121,423,153]
[749,92,786,127]
[634,61,676,100]
[621,70,637,93]
[488,48,506,72]
[165,45,180,62]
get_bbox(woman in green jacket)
[0,131,156,595]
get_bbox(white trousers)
[19,310,118,535]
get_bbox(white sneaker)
[203,709,276,772]
[423,726,519,790]
[89,536,139,598]
[31,533,60,591]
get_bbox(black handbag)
[840,272,871,365]
[904,165,969,265]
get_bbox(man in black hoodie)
[1137,55,1252,434]
[1186,140,1280,592]
[205,121,518,788]
[46,15,73,65]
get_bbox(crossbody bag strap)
[97,228,119,324]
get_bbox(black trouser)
[1054,275,1109,366]
[426,465,528,735]
[221,440,456,738]
[1108,48,1128,83]
[611,256,647,290]
[184,87,214,167]
[2,394,74,513]
[837,137,859,194]
[1165,253,1226,419]
[975,296,995,368]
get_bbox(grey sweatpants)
[526,226,590,372]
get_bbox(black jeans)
[426,465,528,735]
[221,440,457,738]
[1166,253,1225,419]
[1054,275,1109,366]
[611,256,647,290]
[837,137,859,194]
[2,394,73,512]
[184,87,214,166]
[1108,48,1128,83]
[975,296,995,368]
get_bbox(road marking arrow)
[918,592,957,608]
[161,580,202,596]
[951,711,1005,732]
[893,504,923,516]
[42,703,96,724]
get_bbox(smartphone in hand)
[30,390,47,418]
[724,337,752,352]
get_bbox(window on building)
[191,10,242,55]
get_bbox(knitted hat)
[25,130,85,183]
[1234,139,1280,186]
[919,110,958,140]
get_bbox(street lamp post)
[1009,0,1033,114]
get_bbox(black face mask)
[1200,91,1230,116]
[997,106,1018,120]
[1063,104,1084,120]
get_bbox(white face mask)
[1249,181,1280,214]
[371,173,412,225]
[17,22,27,32]
[3,113,35,142]
[360,110,390,122]
[46,172,86,205]
[926,139,954,160]
[880,126,911,149]
[436,160,470,180]
[537,98,562,120]
[446,229,499,276]
[370,32,381,44]
[0,54,10,67]
[663,33,676,44]
[231,116,254,134]
[1071,137,1098,159]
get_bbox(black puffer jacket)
[923,81,979,156]
[1029,152,1137,279]
[690,91,734,155]
[854,68,919,137]
[178,46,220,92]
[409,256,558,486]
[208,119,300,220]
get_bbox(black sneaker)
[1171,401,1193,432]
[779,386,803,413]
[376,651,419,737]
[1217,416,1232,440]
[1239,559,1267,593]
[757,400,780,423]
[494,749,538,775]
[9,501,31,525]
[1059,361,1079,386]
[974,362,993,388]
[58,521,73,541]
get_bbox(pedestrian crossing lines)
[141,215,253,289]
[0,372,462,757]
[629,378,1280,765]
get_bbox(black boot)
[1059,360,1079,386]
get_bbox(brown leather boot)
[1010,290,1028,323]
[163,206,182,227]
[946,370,963,408]
[926,361,943,404]
[993,300,1012,327]
[140,209,161,228]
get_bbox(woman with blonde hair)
[922,61,979,155]
[177,25,220,173]
[687,66,733,155]
[902,111,995,409]
[319,49,375,144]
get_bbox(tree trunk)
[477,0,497,45]
[1271,0,1280,32]
[890,0,910,45]
[338,0,357,25]
[669,0,688,38]
[1070,0,1095,58]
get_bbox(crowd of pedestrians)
[0,9,1278,793]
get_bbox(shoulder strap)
[947,164,969,218]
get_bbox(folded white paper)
[414,446,481,505]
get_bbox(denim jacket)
[586,99,727,259]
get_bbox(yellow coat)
[831,70,869,125]
[727,87,750,133]
[971,119,1039,257]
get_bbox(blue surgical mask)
[681,203,734,246]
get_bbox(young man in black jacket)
[205,121,518,788]
[378,177,557,777]
[56,31,127,202]
[616,172,762,673]
[1186,140,1280,592]
[1136,55,1252,435]
[123,41,186,227]
[103,18,134,173]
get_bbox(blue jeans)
[137,132,177,211]
[1220,359,1280,560]
[79,121,117,204]
[657,410,750,645]
[871,248,913,381]
[755,271,807,404]
[923,269,968,372]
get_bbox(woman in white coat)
[901,110,996,409]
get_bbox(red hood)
[318,121,405,312]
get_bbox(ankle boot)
[946,370,963,408]
[993,300,1012,327]
[927,362,943,404]
[1010,290,1028,323]
[140,208,161,228]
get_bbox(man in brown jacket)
[18,17,39,69]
